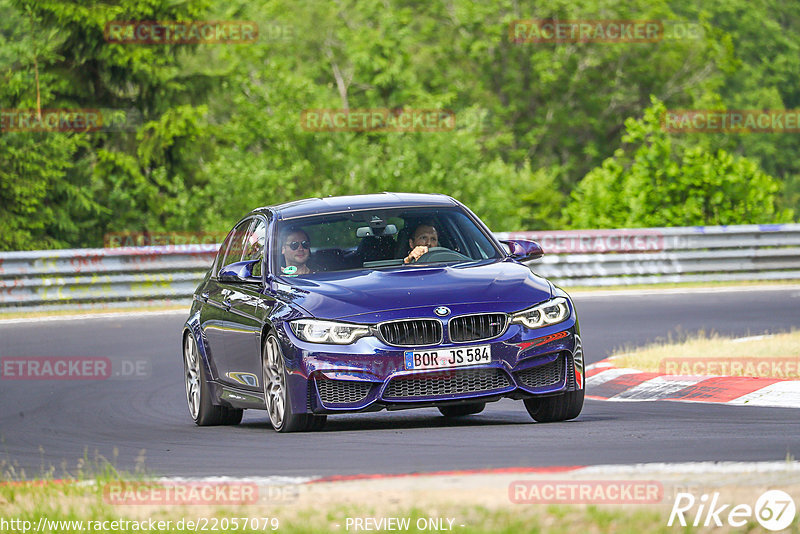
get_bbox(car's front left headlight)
[511,297,570,329]
[290,319,371,344]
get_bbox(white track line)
[586,368,645,387]
[612,376,706,401]
[729,381,800,408]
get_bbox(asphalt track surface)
[1,287,798,479]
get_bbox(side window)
[217,219,253,275]
[242,218,266,277]
[448,212,498,259]
[213,230,237,274]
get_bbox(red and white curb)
[6,461,798,487]
[586,358,800,408]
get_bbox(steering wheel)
[415,246,470,263]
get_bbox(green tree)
[564,97,793,228]
[0,0,217,249]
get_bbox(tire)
[184,333,243,426]
[438,402,486,417]
[262,334,321,433]
[523,389,584,423]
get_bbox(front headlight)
[511,297,570,329]
[290,319,371,344]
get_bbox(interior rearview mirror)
[356,224,398,238]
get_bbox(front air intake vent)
[383,368,511,399]
[515,355,564,389]
[315,378,373,405]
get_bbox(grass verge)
[611,330,800,377]
[0,478,708,534]
[2,455,799,532]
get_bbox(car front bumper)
[278,320,584,415]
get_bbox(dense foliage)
[0,0,796,250]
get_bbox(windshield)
[272,207,502,276]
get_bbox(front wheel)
[523,389,584,423]
[262,334,326,432]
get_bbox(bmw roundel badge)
[434,306,451,317]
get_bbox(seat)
[394,227,412,259]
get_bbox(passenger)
[281,228,313,275]
[403,223,439,264]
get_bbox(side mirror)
[218,260,262,283]
[500,239,543,261]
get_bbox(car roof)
[250,192,459,220]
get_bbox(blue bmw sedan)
[182,193,584,432]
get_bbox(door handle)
[200,292,209,301]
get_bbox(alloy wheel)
[183,334,200,420]
[263,335,287,429]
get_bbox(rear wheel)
[438,402,486,417]
[184,333,243,426]
[262,334,325,432]
[524,389,584,423]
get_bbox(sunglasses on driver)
[285,240,310,250]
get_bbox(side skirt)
[211,381,265,410]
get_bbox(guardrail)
[1,224,799,310]
[497,223,800,286]
[0,245,217,310]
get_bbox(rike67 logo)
[669,490,796,531]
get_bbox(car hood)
[275,260,553,321]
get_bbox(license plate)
[404,345,491,370]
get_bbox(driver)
[281,228,314,275]
[403,223,439,263]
